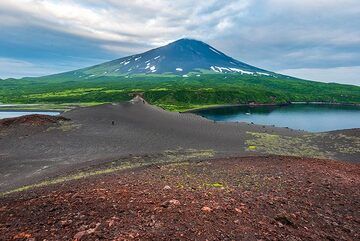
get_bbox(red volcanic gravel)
[0,114,69,127]
[0,156,359,240]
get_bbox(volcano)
[64,38,273,78]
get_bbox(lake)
[0,111,60,119]
[194,104,360,132]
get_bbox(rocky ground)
[0,114,69,127]
[1,156,359,241]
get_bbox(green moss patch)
[246,132,332,159]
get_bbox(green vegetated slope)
[1,74,359,111]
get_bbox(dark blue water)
[0,111,60,119]
[194,104,360,132]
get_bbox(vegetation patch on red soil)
[0,156,359,240]
[0,114,69,127]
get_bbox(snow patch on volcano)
[209,47,221,55]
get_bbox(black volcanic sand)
[0,97,359,193]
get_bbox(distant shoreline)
[291,101,360,106]
[0,103,104,113]
[0,101,359,114]
[185,101,360,113]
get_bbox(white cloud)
[267,0,360,12]
[0,0,359,82]
[0,1,358,54]
[279,66,360,86]
[216,18,234,31]
[0,0,250,52]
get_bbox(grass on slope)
[0,74,359,112]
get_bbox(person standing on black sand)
[111,120,115,125]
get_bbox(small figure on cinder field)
[111,121,115,125]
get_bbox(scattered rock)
[234,208,242,213]
[13,232,32,239]
[275,214,296,228]
[73,223,101,240]
[201,206,212,212]
[163,185,171,190]
[161,199,181,208]
[73,230,87,241]
[107,216,119,227]
[60,219,73,227]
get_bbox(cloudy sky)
[0,0,359,85]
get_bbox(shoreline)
[184,101,360,113]
[0,102,106,113]
[1,101,360,113]
[0,109,62,113]
[183,103,287,113]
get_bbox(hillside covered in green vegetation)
[1,74,359,111]
[2,39,359,111]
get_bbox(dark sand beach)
[0,97,359,193]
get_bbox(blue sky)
[0,0,359,85]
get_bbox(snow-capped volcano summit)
[63,39,273,78]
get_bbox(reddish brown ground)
[0,114,69,127]
[0,156,359,241]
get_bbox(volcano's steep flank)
[74,38,271,76]
[1,156,359,240]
